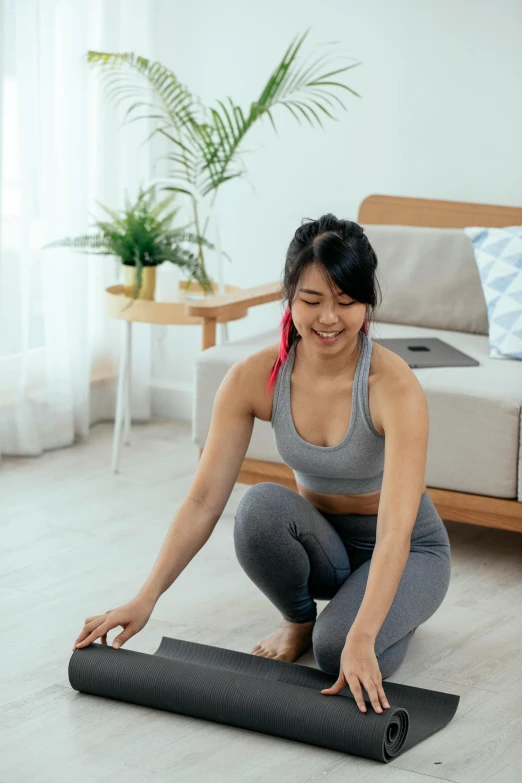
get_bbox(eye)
[302,300,353,307]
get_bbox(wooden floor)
[1,419,521,783]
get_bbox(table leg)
[220,322,229,344]
[124,321,132,445]
[112,320,129,473]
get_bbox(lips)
[312,329,344,344]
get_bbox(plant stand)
[105,281,248,473]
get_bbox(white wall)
[148,0,522,419]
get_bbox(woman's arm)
[137,495,224,604]
[137,360,255,605]
[348,536,411,641]
[351,373,429,639]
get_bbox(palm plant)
[86,28,361,272]
[42,184,215,304]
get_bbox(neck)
[294,332,363,380]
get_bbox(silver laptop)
[371,337,479,368]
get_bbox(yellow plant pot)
[122,266,157,300]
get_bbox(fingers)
[83,611,109,625]
[365,681,383,713]
[73,615,105,649]
[74,619,112,650]
[73,609,117,650]
[317,665,391,715]
[75,623,109,649]
[320,683,343,695]
[351,676,390,714]
[112,625,135,649]
[377,683,391,709]
[345,673,367,712]
[321,672,345,696]
[366,676,390,712]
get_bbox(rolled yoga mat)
[69,636,460,763]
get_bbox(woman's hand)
[320,633,390,714]
[72,596,155,652]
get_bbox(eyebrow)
[298,287,349,297]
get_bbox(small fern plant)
[42,184,215,302]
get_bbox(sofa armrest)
[185,281,283,349]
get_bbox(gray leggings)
[233,483,451,679]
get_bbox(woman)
[73,215,452,717]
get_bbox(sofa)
[187,194,522,534]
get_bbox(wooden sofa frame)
[186,194,522,534]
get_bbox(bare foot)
[251,617,315,663]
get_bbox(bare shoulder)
[369,338,428,440]
[237,342,280,421]
[370,338,425,396]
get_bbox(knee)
[311,617,346,675]
[376,629,416,680]
[234,483,290,560]
[376,651,399,680]
[234,482,291,533]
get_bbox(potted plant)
[42,184,215,304]
[86,29,361,279]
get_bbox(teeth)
[315,330,340,338]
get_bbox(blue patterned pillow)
[464,226,522,360]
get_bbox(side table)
[105,282,248,473]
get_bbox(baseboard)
[151,380,193,421]
[90,375,193,424]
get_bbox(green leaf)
[86,33,362,279]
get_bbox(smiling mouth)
[312,329,343,337]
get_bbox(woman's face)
[290,264,366,348]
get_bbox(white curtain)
[0,0,155,459]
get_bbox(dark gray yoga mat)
[68,636,459,763]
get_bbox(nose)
[318,308,341,326]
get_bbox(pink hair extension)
[265,307,370,395]
[265,306,293,394]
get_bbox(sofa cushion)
[192,323,522,502]
[362,225,490,335]
[464,225,522,360]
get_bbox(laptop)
[371,337,480,368]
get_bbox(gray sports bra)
[270,332,385,495]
